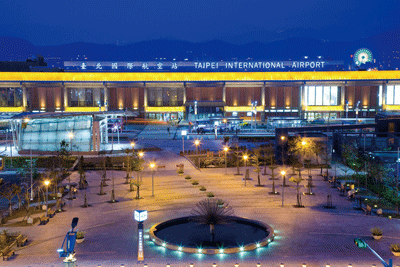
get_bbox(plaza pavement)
[1,140,400,267]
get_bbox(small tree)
[0,184,15,216]
[131,180,143,199]
[251,150,262,186]
[12,184,22,209]
[78,156,87,190]
[269,165,279,194]
[191,198,234,243]
[290,169,303,207]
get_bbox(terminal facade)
[0,71,399,122]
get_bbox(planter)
[391,251,400,257]
[76,238,85,243]
[373,235,382,240]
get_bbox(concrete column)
[341,85,346,117]
[261,84,265,106]
[22,85,27,109]
[103,85,108,111]
[143,85,147,108]
[222,84,226,103]
[63,85,68,110]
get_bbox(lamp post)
[181,130,187,154]
[150,163,156,197]
[44,180,50,217]
[301,141,307,168]
[281,170,286,207]
[243,154,248,186]
[30,148,33,200]
[224,146,228,175]
[194,139,200,154]
[139,151,144,182]
[280,135,286,165]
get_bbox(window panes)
[68,88,103,107]
[395,85,400,105]
[21,116,93,151]
[387,85,394,105]
[0,88,22,107]
[304,86,339,106]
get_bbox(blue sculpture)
[57,217,79,262]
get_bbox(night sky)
[0,0,399,46]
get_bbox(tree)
[78,156,87,190]
[131,180,143,199]
[268,165,279,194]
[251,150,262,186]
[124,148,133,184]
[0,184,15,216]
[190,198,234,243]
[289,162,304,207]
[12,184,22,209]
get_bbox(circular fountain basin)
[149,216,274,254]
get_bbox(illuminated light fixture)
[348,265,352,267]
[219,248,224,253]
[166,264,170,267]
[120,265,125,267]
[363,105,368,108]
[235,264,239,267]
[268,238,271,242]
[256,243,260,247]
[257,264,261,267]
[302,264,307,267]
[239,247,244,251]
[286,106,290,109]
[280,136,285,141]
[280,264,284,267]
[271,106,276,109]
[144,264,148,267]
[326,265,330,267]
[197,248,202,253]
[162,242,166,247]
[190,264,194,267]
[213,264,217,267]
[178,246,182,251]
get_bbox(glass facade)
[21,116,93,151]
[147,87,184,106]
[68,88,104,107]
[304,86,339,106]
[386,85,400,105]
[0,87,23,107]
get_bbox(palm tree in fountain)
[191,198,234,243]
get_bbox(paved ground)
[1,143,400,267]
[1,126,399,267]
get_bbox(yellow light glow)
[383,105,400,111]
[150,163,156,169]
[68,133,74,139]
[225,106,264,112]
[65,106,106,112]
[243,155,248,160]
[194,140,200,146]
[281,136,285,141]
[302,141,306,146]
[303,105,344,111]
[281,170,286,176]
[1,70,400,82]
[44,180,50,186]
[223,146,228,152]
[145,106,185,113]
[130,142,135,148]
[139,152,144,157]
[0,107,26,112]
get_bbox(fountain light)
[178,246,182,251]
[280,264,284,267]
[190,264,194,267]
[326,265,330,267]
[302,264,306,267]
[257,264,261,267]
[166,264,170,267]
[197,248,202,253]
[256,243,260,247]
[239,246,244,251]
[235,264,239,267]
[212,263,217,267]
[162,242,166,247]
[219,249,224,254]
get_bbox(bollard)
[302,264,306,267]
[212,264,217,267]
[190,264,194,267]
[280,264,284,267]
[256,263,261,267]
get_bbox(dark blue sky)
[0,0,399,46]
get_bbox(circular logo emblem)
[354,48,373,66]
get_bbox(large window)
[148,87,184,106]
[68,88,104,107]
[386,85,400,105]
[304,86,339,106]
[0,87,23,107]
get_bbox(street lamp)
[194,139,200,154]
[243,154,248,185]
[138,151,144,182]
[44,180,50,217]
[223,146,229,175]
[181,130,187,154]
[281,135,286,165]
[150,163,156,197]
[281,170,286,207]
[68,132,74,152]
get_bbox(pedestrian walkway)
[136,125,178,140]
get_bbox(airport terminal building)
[0,60,400,122]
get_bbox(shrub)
[216,199,224,206]
[199,186,206,191]
[76,231,86,239]
[371,227,382,236]
[185,175,192,180]
[177,168,184,174]
[207,192,214,197]
[390,244,400,252]
[191,180,199,185]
